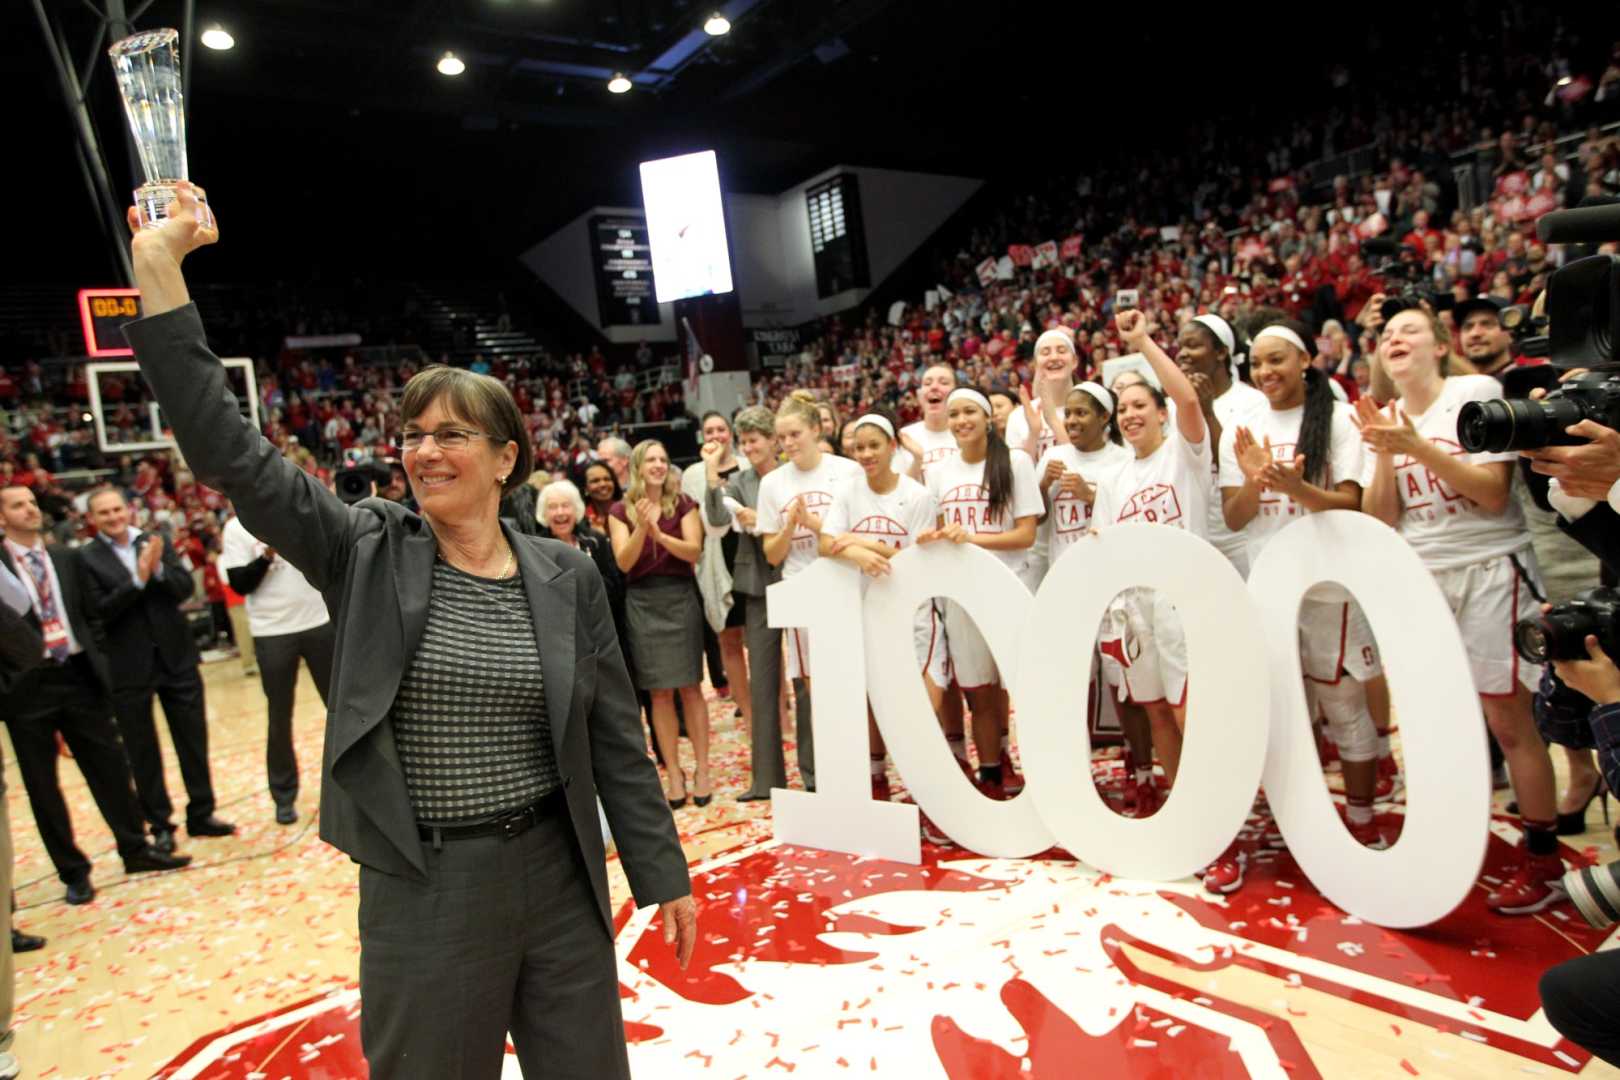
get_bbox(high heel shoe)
[1556,774,1609,835]
[667,793,688,810]
[692,778,713,808]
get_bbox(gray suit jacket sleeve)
[577,550,692,906]
[121,303,368,590]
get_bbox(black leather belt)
[416,790,564,845]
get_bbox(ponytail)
[1298,367,1336,487]
[983,425,1015,522]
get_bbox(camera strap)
[1508,552,1547,605]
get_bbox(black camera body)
[1514,586,1620,665]
[1458,368,1620,454]
[334,458,391,505]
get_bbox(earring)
[497,475,508,485]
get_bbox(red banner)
[975,258,998,287]
[1008,244,1035,268]
[1060,235,1083,260]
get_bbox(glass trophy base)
[134,182,213,230]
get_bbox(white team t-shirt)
[899,422,960,479]
[756,454,864,577]
[1092,430,1212,537]
[1357,374,1529,571]
[926,449,1044,573]
[821,474,937,553]
[1218,401,1364,569]
[1036,441,1132,562]
[1206,381,1269,560]
[218,515,330,637]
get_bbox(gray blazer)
[703,466,781,597]
[123,304,689,934]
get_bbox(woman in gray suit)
[120,184,695,1080]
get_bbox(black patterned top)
[392,558,561,824]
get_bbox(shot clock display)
[78,287,143,356]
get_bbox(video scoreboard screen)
[589,215,660,327]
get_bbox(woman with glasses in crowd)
[1358,307,1562,915]
[118,184,692,1079]
[608,441,712,808]
[758,390,864,793]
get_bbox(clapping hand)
[136,535,164,583]
[1041,458,1066,491]
[1261,454,1309,497]
[1233,426,1274,486]
[635,498,662,534]
[1353,397,1425,457]
[1057,470,1095,504]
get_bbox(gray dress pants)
[739,592,788,796]
[358,798,628,1079]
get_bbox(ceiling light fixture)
[437,51,466,76]
[704,12,731,36]
[607,72,632,94]
[200,25,235,50]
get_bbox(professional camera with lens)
[1513,587,1620,665]
[1459,368,1620,454]
[334,457,392,505]
[1361,239,1446,323]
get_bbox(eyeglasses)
[398,427,488,452]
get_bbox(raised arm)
[121,183,366,591]
[1117,309,1205,445]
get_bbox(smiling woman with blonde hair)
[607,439,711,807]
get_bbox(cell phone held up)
[1116,289,1139,311]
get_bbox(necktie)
[22,550,70,662]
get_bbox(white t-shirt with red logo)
[899,422,960,479]
[1004,397,1061,461]
[925,450,1044,574]
[1207,381,1270,563]
[821,474,937,553]
[1091,430,1211,537]
[1035,441,1132,562]
[1218,401,1364,569]
[1357,375,1529,570]
[757,454,864,577]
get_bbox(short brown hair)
[86,485,126,511]
[399,366,532,495]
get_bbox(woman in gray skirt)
[607,439,712,807]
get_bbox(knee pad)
[1308,677,1378,764]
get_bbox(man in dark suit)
[77,487,235,852]
[0,486,190,904]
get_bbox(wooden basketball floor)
[8,657,1619,1078]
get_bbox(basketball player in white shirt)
[920,388,1043,800]
[1214,321,1383,894]
[1175,313,1268,575]
[758,390,864,792]
[1358,307,1561,915]
[820,412,939,802]
[1091,307,1209,828]
[1006,328,1082,587]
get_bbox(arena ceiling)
[12,0,1602,283]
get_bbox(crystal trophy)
[108,29,212,229]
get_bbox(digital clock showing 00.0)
[78,287,143,356]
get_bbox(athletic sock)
[1524,818,1559,858]
[1378,734,1392,759]
[999,734,1010,758]
[1346,795,1373,826]
[870,755,886,777]
[947,735,968,762]
[1135,766,1154,785]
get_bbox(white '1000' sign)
[766,511,1490,929]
